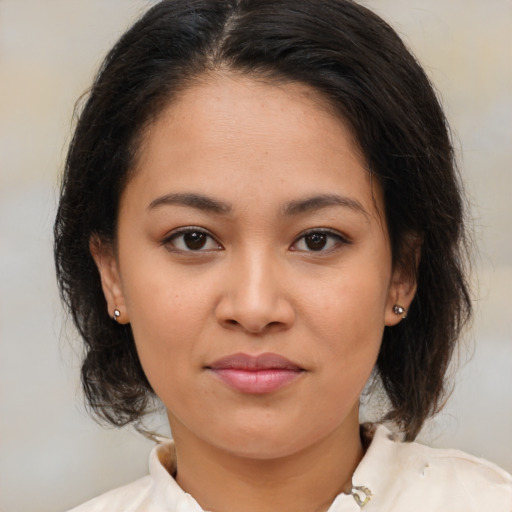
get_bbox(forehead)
[126,73,382,220]
[137,73,361,163]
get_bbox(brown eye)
[305,233,328,251]
[165,228,222,252]
[183,231,207,250]
[292,230,348,253]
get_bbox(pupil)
[306,233,327,250]
[184,232,207,250]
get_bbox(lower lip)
[210,368,303,394]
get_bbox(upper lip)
[207,352,304,371]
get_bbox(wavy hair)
[54,0,472,440]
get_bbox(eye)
[164,227,222,252]
[291,229,348,252]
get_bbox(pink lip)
[206,353,305,394]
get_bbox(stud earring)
[113,309,121,322]
[393,304,406,317]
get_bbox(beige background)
[0,1,511,511]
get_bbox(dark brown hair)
[54,0,472,440]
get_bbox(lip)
[206,353,305,394]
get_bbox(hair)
[54,0,472,441]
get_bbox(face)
[93,74,414,460]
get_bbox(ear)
[89,235,130,324]
[384,238,420,327]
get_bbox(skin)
[92,74,416,512]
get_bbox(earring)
[393,304,406,317]
[113,309,121,322]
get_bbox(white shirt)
[68,425,512,511]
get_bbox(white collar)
[146,424,396,511]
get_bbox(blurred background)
[0,1,511,511]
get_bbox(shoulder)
[66,476,154,512]
[356,424,512,511]
[66,440,203,512]
[400,435,512,505]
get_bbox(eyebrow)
[148,193,232,214]
[283,194,368,217]
[147,191,368,217]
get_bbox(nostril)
[216,295,295,334]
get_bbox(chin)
[220,436,307,461]
[206,417,336,461]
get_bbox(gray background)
[1,1,511,511]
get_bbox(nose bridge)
[217,244,294,333]
[239,245,275,301]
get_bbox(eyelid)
[161,226,349,253]
[162,226,223,252]
[290,228,351,252]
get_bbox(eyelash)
[291,229,350,253]
[162,227,350,253]
[162,227,222,253]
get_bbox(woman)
[54,0,512,510]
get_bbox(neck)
[171,416,363,512]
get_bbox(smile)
[206,353,305,394]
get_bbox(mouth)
[206,353,305,394]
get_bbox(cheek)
[303,266,390,349]
[121,245,211,325]
[120,260,216,379]
[309,282,385,397]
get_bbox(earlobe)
[385,235,421,327]
[384,268,418,327]
[384,276,417,327]
[89,235,130,324]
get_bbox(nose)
[215,249,296,335]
